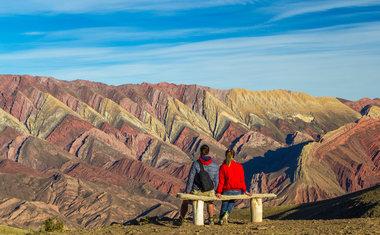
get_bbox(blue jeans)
[220,190,242,218]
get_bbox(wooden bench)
[177,193,277,225]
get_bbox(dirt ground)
[55,218,380,235]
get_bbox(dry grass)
[0,225,28,235]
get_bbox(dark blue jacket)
[185,159,219,193]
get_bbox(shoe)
[208,217,215,225]
[220,212,229,225]
[173,216,184,226]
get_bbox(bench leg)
[192,200,204,225]
[250,198,263,223]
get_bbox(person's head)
[225,149,235,166]
[200,144,209,156]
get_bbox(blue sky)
[0,0,379,100]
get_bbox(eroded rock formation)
[251,117,380,205]
[0,74,377,229]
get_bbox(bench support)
[192,200,204,225]
[250,198,263,222]
[177,193,276,225]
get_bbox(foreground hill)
[0,74,378,229]
[4,186,379,234]
[232,185,379,220]
[3,218,380,235]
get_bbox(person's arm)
[239,164,252,195]
[216,165,225,195]
[185,162,197,193]
[213,164,219,192]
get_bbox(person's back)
[185,157,218,194]
[216,149,251,225]
[177,144,218,225]
[217,160,245,193]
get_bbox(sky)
[0,0,379,100]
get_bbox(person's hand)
[216,193,222,198]
[244,191,252,196]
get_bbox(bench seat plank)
[177,193,276,201]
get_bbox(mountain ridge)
[0,74,378,229]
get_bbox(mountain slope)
[338,97,380,113]
[250,116,380,205]
[0,173,179,229]
[0,74,377,229]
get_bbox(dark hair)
[225,149,235,167]
[200,144,209,156]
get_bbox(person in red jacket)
[216,149,251,225]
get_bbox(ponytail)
[225,149,235,167]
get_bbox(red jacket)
[216,160,247,194]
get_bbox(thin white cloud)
[3,22,380,61]
[30,26,257,43]
[0,0,254,15]
[23,32,45,36]
[0,47,112,60]
[1,22,379,99]
[270,0,380,21]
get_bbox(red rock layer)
[314,117,380,192]
[0,76,43,123]
[339,97,380,113]
[45,115,94,151]
[161,163,192,180]
[173,126,226,165]
[293,185,331,203]
[68,128,135,159]
[64,163,125,185]
[0,159,48,178]
[3,133,29,162]
[218,121,248,147]
[251,172,290,196]
[108,158,185,195]
[232,131,283,160]
[0,127,23,153]
[117,83,170,121]
[253,117,380,205]
[151,82,229,109]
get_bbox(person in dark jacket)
[177,144,219,225]
[216,149,251,225]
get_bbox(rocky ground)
[37,218,380,235]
